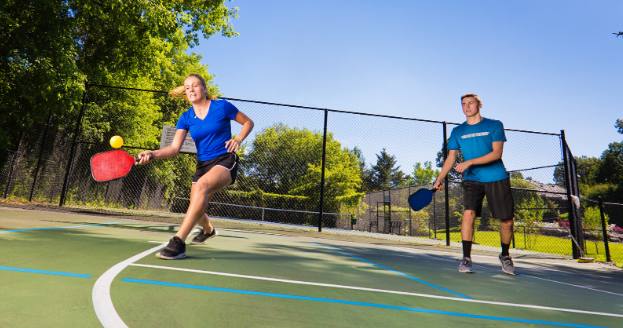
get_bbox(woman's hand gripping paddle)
[90,150,139,182]
[408,188,437,211]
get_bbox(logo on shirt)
[461,132,490,139]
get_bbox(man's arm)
[433,149,459,191]
[454,141,504,173]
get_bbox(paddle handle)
[135,152,154,163]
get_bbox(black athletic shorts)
[192,152,239,184]
[462,178,514,220]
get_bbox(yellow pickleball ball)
[110,135,124,149]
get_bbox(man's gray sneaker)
[458,257,473,273]
[191,227,218,245]
[499,254,516,275]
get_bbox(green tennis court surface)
[1,206,622,327]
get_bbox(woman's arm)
[136,129,187,164]
[225,111,254,153]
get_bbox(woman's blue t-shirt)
[176,99,239,161]
[447,117,509,182]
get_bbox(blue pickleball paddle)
[408,188,437,211]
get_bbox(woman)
[137,74,254,259]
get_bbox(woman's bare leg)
[195,193,215,233]
[175,166,232,241]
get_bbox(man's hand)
[433,179,444,191]
[455,160,473,173]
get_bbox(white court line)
[387,250,623,296]
[129,263,623,318]
[220,229,623,292]
[93,243,167,328]
[520,274,623,297]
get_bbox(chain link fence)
[578,198,623,263]
[2,84,620,265]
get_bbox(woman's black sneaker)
[156,236,186,260]
[191,228,218,245]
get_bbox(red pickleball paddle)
[90,150,139,182]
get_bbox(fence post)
[598,196,611,262]
[3,131,23,199]
[317,108,328,232]
[409,186,413,236]
[561,130,581,259]
[433,193,437,239]
[29,108,54,202]
[59,84,89,206]
[443,122,450,246]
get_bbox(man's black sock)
[462,240,472,258]
[501,242,510,256]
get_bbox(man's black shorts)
[192,152,239,184]
[462,178,514,220]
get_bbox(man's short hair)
[461,93,482,105]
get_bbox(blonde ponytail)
[168,85,187,99]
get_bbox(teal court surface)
[1,206,622,327]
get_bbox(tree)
[242,124,363,210]
[552,158,570,186]
[596,142,623,185]
[553,156,602,187]
[616,119,623,135]
[349,147,369,192]
[509,171,524,180]
[575,156,601,185]
[1,0,238,149]
[435,141,464,181]
[365,148,407,190]
[408,161,440,186]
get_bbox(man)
[433,94,516,275]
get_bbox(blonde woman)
[137,74,254,259]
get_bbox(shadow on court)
[1,206,622,327]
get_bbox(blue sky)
[192,0,622,175]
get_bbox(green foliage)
[579,183,618,201]
[409,210,431,236]
[1,0,237,149]
[510,177,547,248]
[364,148,407,191]
[455,205,481,237]
[242,124,363,213]
[616,119,623,135]
[221,189,314,210]
[553,156,603,187]
[553,162,565,186]
[575,156,602,185]
[435,141,464,181]
[582,206,609,230]
[338,193,368,217]
[408,161,440,186]
[509,176,543,207]
[596,142,623,185]
[515,197,546,224]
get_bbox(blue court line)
[122,278,605,328]
[309,242,472,299]
[0,266,91,278]
[0,221,121,234]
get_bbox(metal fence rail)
[2,83,620,264]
